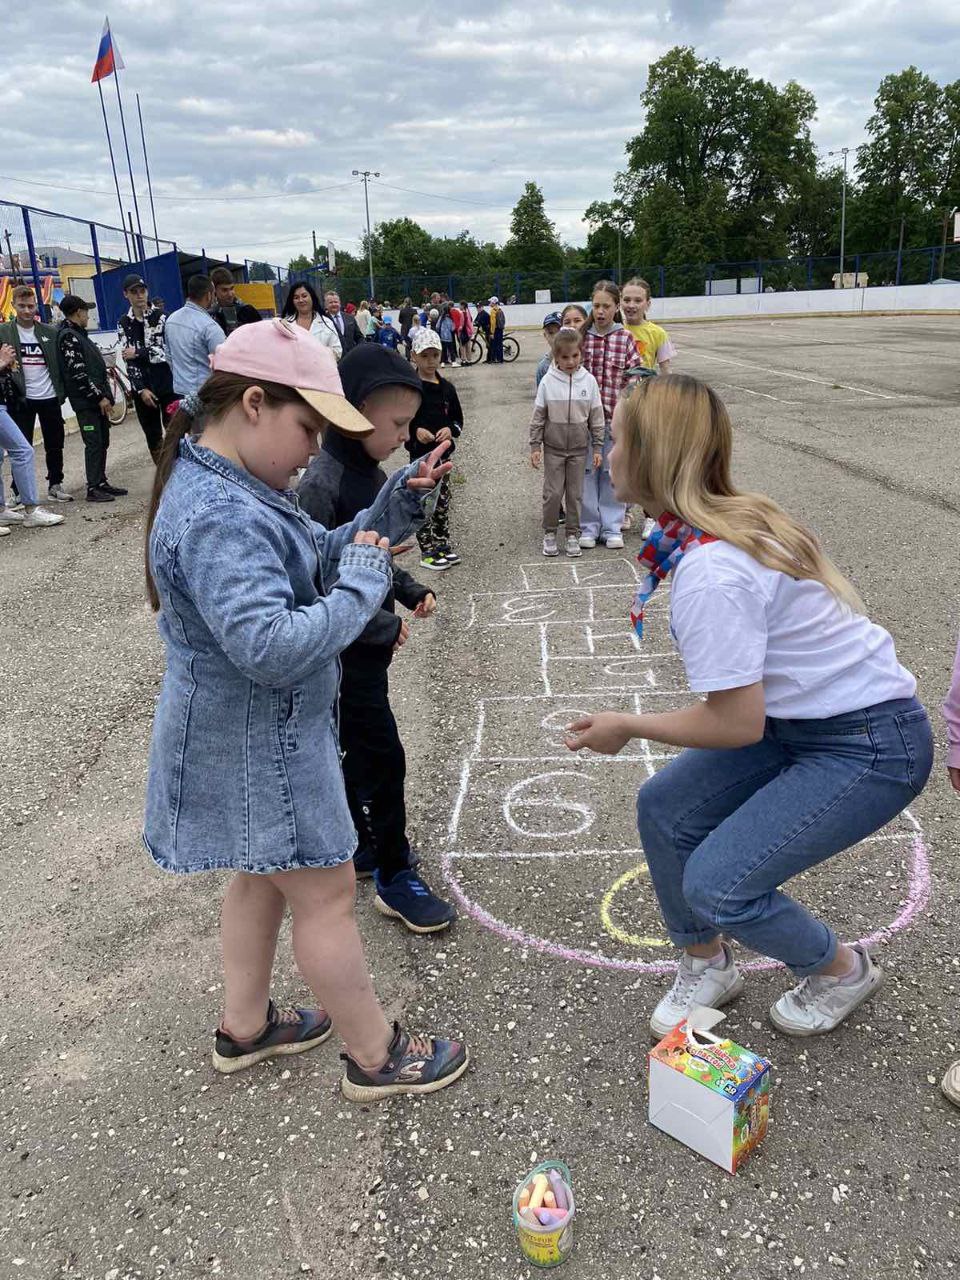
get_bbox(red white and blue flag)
[91,17,124,83]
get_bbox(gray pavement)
[2,314,959,1279]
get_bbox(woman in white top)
[282,282,342,359]
[355,301,371,342]
[566,374,933,1038]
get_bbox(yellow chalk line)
[599,862,669,948]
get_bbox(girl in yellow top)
[621,277,676,373]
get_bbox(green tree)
[503,182,564,273]
[287,253,312,273]
[248,260,276,282]
[364,217,434,277]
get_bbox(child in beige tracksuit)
[529,327,604,558]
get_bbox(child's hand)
[593,451,603,470]
[416,428,436,445]
[413,592,436,619]
[408,440,453,491]
[530,450,541,469]
[435,427,453,443]
[563,712,632,756]
[353,531,391,551]
[395,620,411,650]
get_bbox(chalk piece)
[521,1207,539,1225]
[529,1174,549,1211]
[537,1208,557,1226]
[548,1170,569,1211]
[517,1187,531,1211]
[543,1189,557,1210]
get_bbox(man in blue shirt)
[164,275,223,396]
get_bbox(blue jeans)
[581,425,625,539]
[637,697,933,976]
[0,405,38,507]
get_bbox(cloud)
[2,0,959,269]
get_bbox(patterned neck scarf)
[630,512,717,639]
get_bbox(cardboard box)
[648,1017,771,1174]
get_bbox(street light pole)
[352,169,380,298]
[828,146,850,285]
[940,205,958,279]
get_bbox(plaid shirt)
[582,325,642,421]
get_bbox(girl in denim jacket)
[142,319,469,1100]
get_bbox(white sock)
[835,948,864,986]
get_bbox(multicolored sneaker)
[374,869,457,933]
[340,1022,469,1101]
[419,554,450,571]
[212,999,333,1074]
[436,545,461,565]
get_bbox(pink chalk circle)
[441,811,930,976]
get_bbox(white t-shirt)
[669,540,915,719]
[16,324,55,400]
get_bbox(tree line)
[281,50,960,289]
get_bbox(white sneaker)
[942,1059,960,1108]
[769,945,882,1036]
[579,534,597,549]
[565,536,581,557]
[650,943,745,1039]
[22,505,65,528]
[0,525,9,537]
[0,507,26,525]
[542,532,559,557]
[605,534,625,549]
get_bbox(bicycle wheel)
[502,335,520,363]
[464,336,484,366]
[107,376,128,425]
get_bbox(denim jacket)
[143,439,426,874]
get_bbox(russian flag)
[91,17,124,83]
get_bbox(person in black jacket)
[323,290,364,354]
[57,295,128,503]
[408,327,464,570]
[297,344,457,934]
[210,267,262,336]
[116,273,174,462]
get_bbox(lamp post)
[828,146,850,285]
[940,205,959,280]
[352,169,380,298]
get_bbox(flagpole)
[136,92,161,255]
[110,39,144,259]
[97,78,131,259]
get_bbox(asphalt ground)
[2,314,959,1279]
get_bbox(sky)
[3,0,960,270]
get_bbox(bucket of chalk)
[513,1160,575,1268]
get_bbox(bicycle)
[103,349,131,425]
[463,330,520,365]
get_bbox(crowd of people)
[2,267,958,1113]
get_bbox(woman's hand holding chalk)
[564,711,633,756]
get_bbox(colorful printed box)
[648,1020,771,1173]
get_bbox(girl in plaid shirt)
[579,280,641,549]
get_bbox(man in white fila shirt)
[0,283,72,501]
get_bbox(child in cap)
[408,327,464,571]
[142,318,468,1099]
[530,327,604,558]
[535,311,563,388]
[297,344,457,933]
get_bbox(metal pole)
[617,225,622,283]
[839,151,847,283]
[312,229,318,265]
[112,58,144,247]
[3,229,19,282]
[97,79,130,259]
[939,207,956,279]
[89,222,106,323]
[352,169,379,298]
[21,208,47,322]
[128,211,139,266]
[896,214,905,286]
[136,92,161,255]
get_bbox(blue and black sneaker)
[340,1021,469,1101]
[374,869,457,934]
[212,999,333,1074]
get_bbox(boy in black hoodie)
[297,344,457,933]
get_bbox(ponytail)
[144,373,309,611]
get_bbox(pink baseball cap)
[210,317,372,436]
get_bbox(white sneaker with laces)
[605,533,625,549]
[542,532,559,557]
[0,507,26,525]
[565,536,581,557]
[579,534,597,549]
[650,943,745,1039]
[23,505,65,528]
[0,525,9,537]
[48,484,75,503]
[769,944,882,1036]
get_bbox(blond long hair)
[618,374,862,611]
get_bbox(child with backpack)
[142,318,468,1099]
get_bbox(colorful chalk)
[543,1189,557,1210]
[528,1174,549,1211]
[517,1187,531,1211]
[548,1169,569,1211]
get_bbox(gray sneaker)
[542,532,559,557]
[769,944,882,1036]
[48,484,75,502]
[650,943,745,1039]
[0,507,25,525]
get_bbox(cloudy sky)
[3,0,959,269]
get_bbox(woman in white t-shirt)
[565,374,933,1038]
[281,282,342,360]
